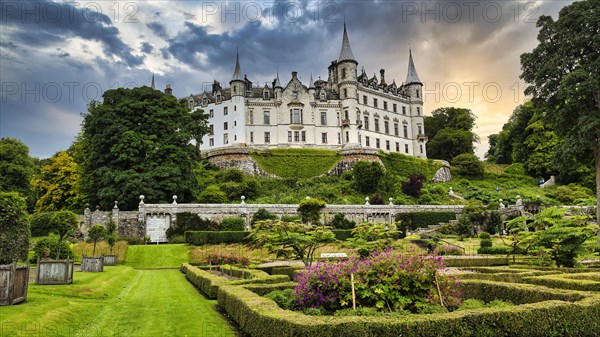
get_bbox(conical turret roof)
[405,48,422,85]
[338,22,356,63]
[231,50,242,81]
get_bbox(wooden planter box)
[36,259,73,285]
[0,263,30,305]
[81,256,104,272]
[103,255,118,266]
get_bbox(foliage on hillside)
[379,152,441,180]
[250,148,341,178]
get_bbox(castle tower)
[273,68,282,102]
[229,50,245,97]
[308,73,316,102]
[336,22,360,147]
[404,49,427,158]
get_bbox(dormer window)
[216,94,221,103]
[263,90,270,100]
[320,91,326,100]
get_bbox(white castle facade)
[188,24,427,158]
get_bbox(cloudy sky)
[1,0,574,159]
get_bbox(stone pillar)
[112,201,119,232]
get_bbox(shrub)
[478,232,491,240]
[32,235,73,261]
[353,161,385,194]
[251,208,277,226]
[185,231,249,245]
[264,289,296,310]
[29,211,55,237]
[330,213,355,229]
[0,192,30,264]
[297,198,326,224]
[378,152,442,180]
[452,153,484,177]
[477,246,511,255]
[294,249,462,313]
[221,217,245,231]
[87,224,107,256]
[369,193,385,205]
[197,184,228,203]
[401,173,425,197]
[331,229,353,241]
[214,168,245,183]
[280,215,301,223]
[553,184,594,204]
[480,239,493,248]
[434,244,464,256]
[334,307,410,317]
[49,210,78,260]
[207,254,250,267]
[396,211,457,230]
[168,212,215,238]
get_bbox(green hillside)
[250,148,341,178]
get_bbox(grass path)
[125,244,190,268]
[1,245,238,337]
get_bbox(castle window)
[358,134,361,144]
[363,95,367,104]
[393,104,397,113]
[216,94,221,103]
[402,106,406,115]
[234,106,237,111]
[224,122,228,130]
[374,118,380,132]
[384,121,389,134]
[394,123,399,136]
[338,133,341,144]
[320,91,326,100]
[405,144,409,153]
[364,116,369,130]
[249,111,254,124]
[342,68,346,79]
[383,101,388,110]
[337,112,340,125]
[343,88,347,98]
[288,131,292,142]
[263,90,270,100]
[302,131,306,141]
[224,107,228,115]
[386,140,390,150]
[209,109,214,118]
[373,98,378,108]
[264,111,270,125]
[321,111,327,126]
[209,125,214,135]
[322,133,327,144]
[223,133,228,144]
[234,121,236,127]
[417,107,421,115]
[420,144,423,153]
[418,124,422,135]
[416,89,420,98]
[403,125,408,138]
[264,132,271,143]
[366,136,370,147]
[294,131,300,142]
[376,138,380,148]
[250,132,254,143]
[344,110,349,120]
[291,109,301,124]
[209,138,214,146]
[346,131,349,142]
[396,142,400,152]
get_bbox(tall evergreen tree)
[424,107,478,161]
[80,86,208,210]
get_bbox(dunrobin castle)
[180,23,428,164]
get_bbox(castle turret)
[404,48,423,101]
[229,50,245,97]
[273,68,282,101]
[336,22,359,147]
[308,73,316,102]
[404,48,427,158]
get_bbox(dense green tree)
[31,150,83,212]
[485,103,536,164]
[49,210,78,259]
[353,161,385,194]
[522,113,559,177]
[0,138,35,199]
[452,153,484,177]
[0,192,30,264]
[521,0,600,225]
[80,86,209,210]
[297,198,326,224]
[424,107,478,161]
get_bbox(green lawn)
[0,245,238,337]
[125,243,190,268]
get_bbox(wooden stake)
[434,271,445,308]
[351,273,356,310]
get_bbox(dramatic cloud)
[0,0,573,158]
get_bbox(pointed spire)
[405,48,422,85]
[151,72,155,89]
[338,21,356,63]
[274,67,281,87]
[308,73,314,88]
[231,49,242,81]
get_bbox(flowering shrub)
[434,244,464,256]
[207,254,250,267]
[294,248,462,314]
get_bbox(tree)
[402,173,426,198]
[0,192,30,264]
[485,103,536,164]
[31,150,83,213]
[297,198,326,224]
[250,208,278,226]
[49,210,78,259]
[88,224,107,256]
[248,220,335,266]
[0,138,35,204]
[424,107,478,161]
[353,161,385,194]
[451,153,484,177]
[520,0,600,226]
[80,86,209,210]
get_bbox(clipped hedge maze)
[182,263,600,337]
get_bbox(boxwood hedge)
[185,231,249,245]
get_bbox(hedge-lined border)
[443,257,509,267]
[243,282,297,296]
[458,270,558,283]
[185,231,249,245]
[182,263,600,337]
[522,275,600,292]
